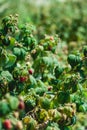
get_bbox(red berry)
[3,119,12,129]
[18,101,25,110]
[48,86,52,91]
[28,69,33,75]
[20,77,26,82]
[50,36,54,41]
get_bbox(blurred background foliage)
[0,0,87,43]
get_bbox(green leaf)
[35,87,46,96]
[13,47,21,57]
[0,54,8,67]
[7,96,19,110]
[42,57,53,66]
[46,122,60,130]
[29,75,37,85]
[6,37,15,50]
[20,48,26,59]
[5,54,17,68]
[37,80,47,89]
[9,37,15,48]
[57,91,70,104]
[27,118,37,130]
[0,71,13,82]
[0,101,10,116]
[40,97,51,110]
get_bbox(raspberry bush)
[0,15,87,130]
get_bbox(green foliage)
[67,54,82,68]
[0,14,87,130]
